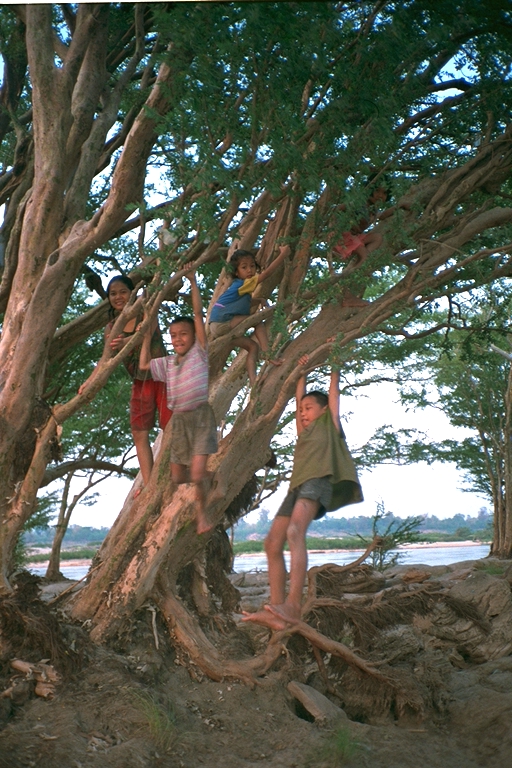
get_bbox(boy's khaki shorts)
[170,403,218,466]
[208,321,233,339]
[276,477,332,520]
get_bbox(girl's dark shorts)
[276,477,332,520]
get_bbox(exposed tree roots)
[0,573,80,675]
[0,554,496,731]
[155,592,284,685]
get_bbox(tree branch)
[41,458,137,488]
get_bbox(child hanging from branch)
[243,355,363,630]
[208,244,291,384]
[327,179,392,307]
[139,265,218,534]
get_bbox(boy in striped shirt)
[140,266,218,533]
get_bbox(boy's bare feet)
[264,603,301,624]
[265,602,302,625]
[241,609,287,631]
[196,513,214,535]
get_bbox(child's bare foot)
[265,602,302,625]
[133,487,143,499]
[267,356,283,367]
[196,513,214,535]
[241,609,287,631]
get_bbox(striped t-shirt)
[149,341,209,412]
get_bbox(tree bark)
[0,9,182,591]
[493,362,512,557]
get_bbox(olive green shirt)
[290,410,363,511]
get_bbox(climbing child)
[79,275,172,488]
[139,266,218,534]
[331,182,389,268]
[325,182,390,308]
[243,355,363,629]
[208,245,291,384]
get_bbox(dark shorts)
[130,379,172,432]
[276,477,332,521]
[170,403,218,466]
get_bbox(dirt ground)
[1,559,512,768]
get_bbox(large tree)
[1,2,512,676]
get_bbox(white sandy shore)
[27,558,93,569]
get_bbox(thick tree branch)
[41,458,137,488]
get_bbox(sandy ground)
[2,556,511,768]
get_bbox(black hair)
[170,316,195,331]
[302,390,328,408]
[365,172,392,197]
[106,274,134,318]
[227,249,258,277]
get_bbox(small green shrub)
[232,536,367,555]
[232,540,264,554]
[475,561,504,576]
[359,501,424,571]
[307,726,360,766]
[26,547,100,563]
[132,690,177,751]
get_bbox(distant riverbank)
[28,541,490,580]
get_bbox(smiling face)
[235,255,257,281]
[368,186,388,205]
[108,280,131,313]
[170,321,195,358]
[299,395,328,429]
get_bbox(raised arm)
[295,354,309,435]
[139,326,152,371]
[187,267,207,349]
[257,244,291,284]
[329,368,342,434]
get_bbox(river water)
[30,543,490,581]
[233,543,490,572]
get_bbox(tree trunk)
[0,7,180,592]
[493,363,512,557]
[45,473,74,582]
